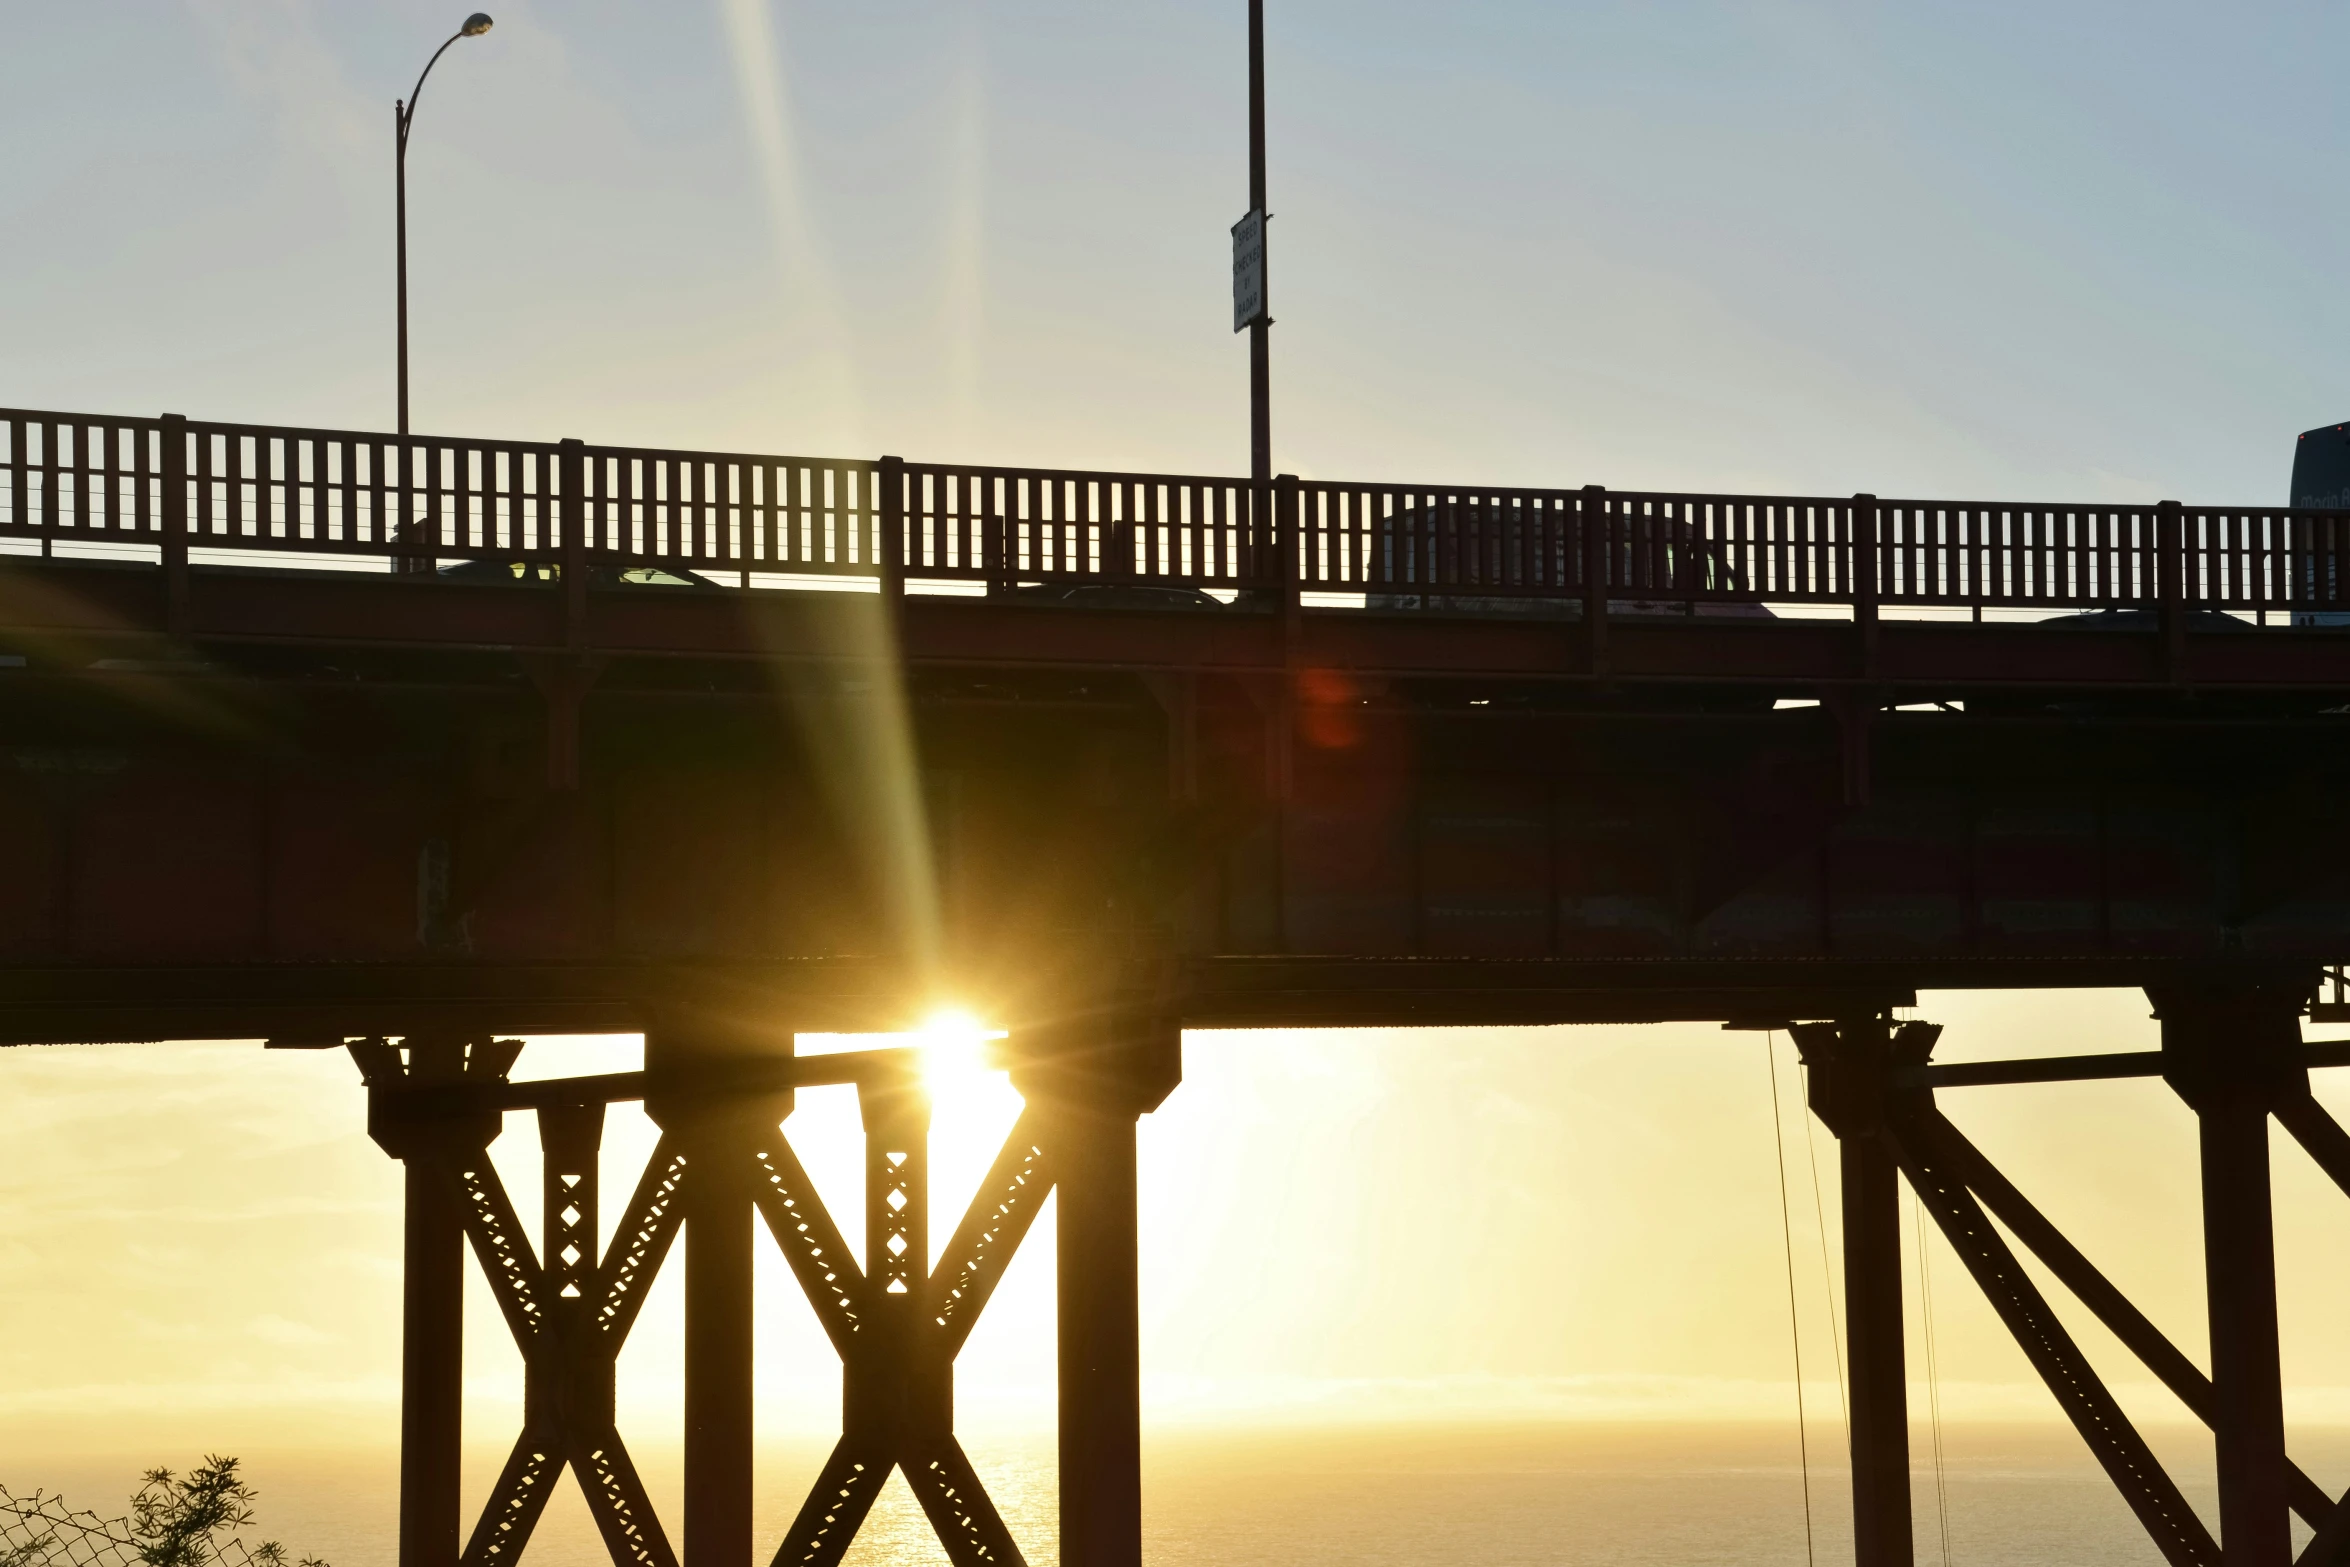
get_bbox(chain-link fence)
[1,1486,286,1567]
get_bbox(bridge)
[9,403,2350,1567]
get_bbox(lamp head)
[460,13,493,35]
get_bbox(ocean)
[13,1421,2309,1566]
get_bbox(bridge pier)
[396,1041,471,1567]
[345,1008,1177,1567]
[1841,1113,1912,1567]
[1791,1016,1914,1567]
[681,1163,755,1567]
[1054,1105,1144,1567]
[397,1160,466,1567]
[2157,985,2308,1567]
[359,1037,521,1567]
[646,1022,782,1567]
[1015,1013,1182,1567]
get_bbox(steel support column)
[400,1102,466,1567]
[2156,984,2309,1567]
[1844,1121,1910,1564]
[357,1036,515,1567]
[2203,1108,2286,1565]
[682,1162,753,1567]
[1056,1099,1142,1566]
[1791,1015,1912,1567]
[1012,1012,1181,1567]
[647,1022,787,1567]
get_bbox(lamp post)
[396,13,493,436]
[1242,0,1270,485]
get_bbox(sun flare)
[915,1007,1007,1092]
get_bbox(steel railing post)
[1853,492,1880,678]
[878,455,907,607]
[2158,499,2186,683]
[1272,473,1301,806]
[1276,472,1302,634]
[1581,484,1609,677]
[560,438,587,652]
[160,413,189,638]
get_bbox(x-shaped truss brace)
[357,1039,690,1567]
[360,1040,1071,1567]
[457,1105,688,1567]
[753,1061,1054,1567]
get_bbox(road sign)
[1232,209,1265,333]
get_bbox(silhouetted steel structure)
[13,404,2350,1566]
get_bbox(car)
[991,582,1226,611]
[2030,606,2252,632]
[1358,500,1774,620]
[1365,590,1773,619]
[434,558,722,590]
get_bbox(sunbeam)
[714,0,864,442]
[943,8,985,456]
[716,0,940,986]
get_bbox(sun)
[914,1007,1007,1093]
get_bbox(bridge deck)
[3,406,2349,1039]
[15,553,2350,694]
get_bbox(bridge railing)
[0,409,886,579]
[1292,483,1856,607]
[6,405,2350,617]
[1861,498,2350,616]
[1294,483,2350,617]
[897,461,1268,593]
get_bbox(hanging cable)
[1799,1061,1851,1432]
[1915,1189,1954,1564]
[1766,1033,1818,1567]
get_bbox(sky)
[12,0,2350,1553]
[8,2,2350,496]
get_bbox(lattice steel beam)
[930,1109,1051,1358]
[1936,1110,2335,1529]
[753,1056,1049,1567]
[1894,1112,2220,1567]
[771,1442,891,1567]
[364,1040,684,1567]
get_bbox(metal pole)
[396,101,410,436]
[1248,0,1270,486]
[394,19,491,437]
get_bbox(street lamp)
[395,13,494,435]
[1243,0,1270,487]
